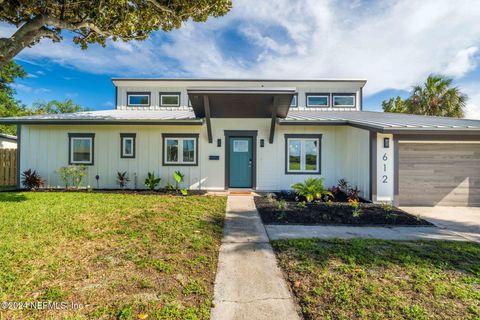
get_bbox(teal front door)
[229,137,253,188]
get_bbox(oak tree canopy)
[0,0,232,67]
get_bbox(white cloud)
[160,0,480,94]
[11,83,50,94]
[444,47,479,78]
[459,82,480,119]
[3,0,480,117]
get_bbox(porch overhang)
[188,87,296,144]
[187,88,296,118]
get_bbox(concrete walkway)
[211,196,300,320]
[266,225,473,242]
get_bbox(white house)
[1,78,480,206]
[0,133,17,149]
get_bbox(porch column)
[203,95,213,143]
[269,96,279,144]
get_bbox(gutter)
[278,119,480,135]
[0,119,204,126]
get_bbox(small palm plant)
[291,178,332,203]
[144,172,161,191]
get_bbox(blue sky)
[2,0,480,117]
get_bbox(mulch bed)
[255,192,432,226]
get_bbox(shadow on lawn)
[273,239,480,276]
[0,192,27,202]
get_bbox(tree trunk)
[0,16,54,68]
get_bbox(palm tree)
[382,75,467,118]
[408,75,466,118]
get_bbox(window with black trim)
[162,134,199,166]
[121,133,136,158]
[160,92,181,107]
[127,92,150,106]
[306,94,329,107]
[69,133,95,165]
[285,134,321,174]
[333,94,356,107]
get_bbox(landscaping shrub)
[277,199,287,211]
[332,178,361,201]
[380,201,394,213]
[266,192,276,203]
[21,169,44,190]
[291,177,332,203]
[117,171,130,189]
[144,172,161,191]
[57,165,87,189]
[347,186,361,201]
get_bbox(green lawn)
[0,192,226,320]
[272,239,480,320]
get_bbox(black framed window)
[69,133,95,165]
[162,133,199,166]
[160,92,181,107]
[127,92,150,107]
[285,134,322,174]
[306,93,330,107]
[121,133,136,158]
[332,93,356,107]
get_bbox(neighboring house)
[1,79,479,206]
[0,133,17,149]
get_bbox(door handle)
[248,159,252,168]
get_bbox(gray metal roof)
[0,110,201,124]
[1,109,480,134]
[112,78,368,84]
[282,110,480,133]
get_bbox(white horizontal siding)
[20,123,370,194]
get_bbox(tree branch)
[145,0,176,15]
[44,17,113,38]
[0,16,51,67]
[37,27,62,42]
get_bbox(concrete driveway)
[401,207,480,243]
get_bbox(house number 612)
[382,153,388,183]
